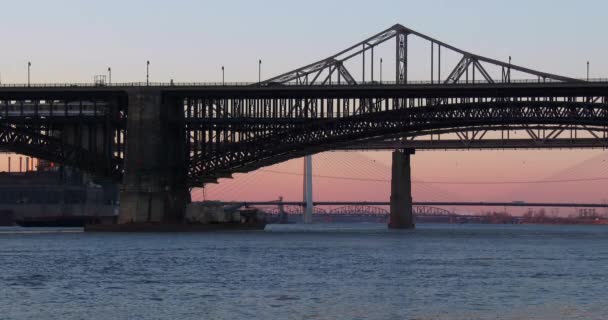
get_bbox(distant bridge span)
[257,204,454,218]
[229,201,608,208]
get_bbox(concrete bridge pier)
[389,149,415,229]
[118,89,190,224]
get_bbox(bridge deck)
[1,81,608,99]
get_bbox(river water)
[1,223,608,320]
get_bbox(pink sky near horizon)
[192,149,608,216]
[2,145,607,216]
[1,140,607,217]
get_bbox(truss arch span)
[191,99,608,185]
[413,206,453,216]
[262,205,327,216]
[329,205,389,216]
[0,124,122,179]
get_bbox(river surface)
[1,223,608,320]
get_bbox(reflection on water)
[1,223,608,319]
[0,226,83,234]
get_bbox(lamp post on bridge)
[508,56,511,83]
[258,59,262,84]
[108,67,112,85]
[587,61,590,81]
[27,61,31,87]
[146,60,150,86]
[222,65,225,85]
[380,58,383,84]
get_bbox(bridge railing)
[2,78,608,88]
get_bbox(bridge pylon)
[118,89,190,224]
[389,149,415,229]
[303,155,313,224]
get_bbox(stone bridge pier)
[389,149,415,229]
[118,89,190,224]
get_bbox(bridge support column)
[303,155,313,224]
[118,89,190,224]
[389,149,415,229]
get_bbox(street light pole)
[587,61,590,81]
[222,66,225,85]
[28,62,31,87]
[380,58,383,83]
[146,60,150,86]
[108,67,112,85]
[258,59,262,84]
[508,56,512,83]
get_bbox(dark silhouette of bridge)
[260,204,452,218]
[255,204,459,224]
[1,24,607,229]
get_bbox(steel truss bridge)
[0,24,607,223]
[259,205,453,218]
[234,201,608,209]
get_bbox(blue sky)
[0,0,606,84]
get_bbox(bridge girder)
[189,100,608,185]
[262,205,327,216]
[0,95,126,179]
[0,124,122,179]
[413,206,453,216]
[329,205,389,216]
[256,204,453,217]
[2,89,608,185]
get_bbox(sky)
[1,0,607,83]
[1,0,608,212]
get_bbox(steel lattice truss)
[329,205,389,216]
[185,24,606,186]
[413,206,454,217]
[263,24,580,87]
[260,205,452,217]
[262,205,328,216]
[188,97,608,185]
[254,24,584,118]
[0,98,126,179]
[0,124,121,178]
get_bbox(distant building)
[0,160,118,225]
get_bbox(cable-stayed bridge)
[1,24,607,228]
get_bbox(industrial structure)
[1,24,607,229]
[0,159,117,226]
